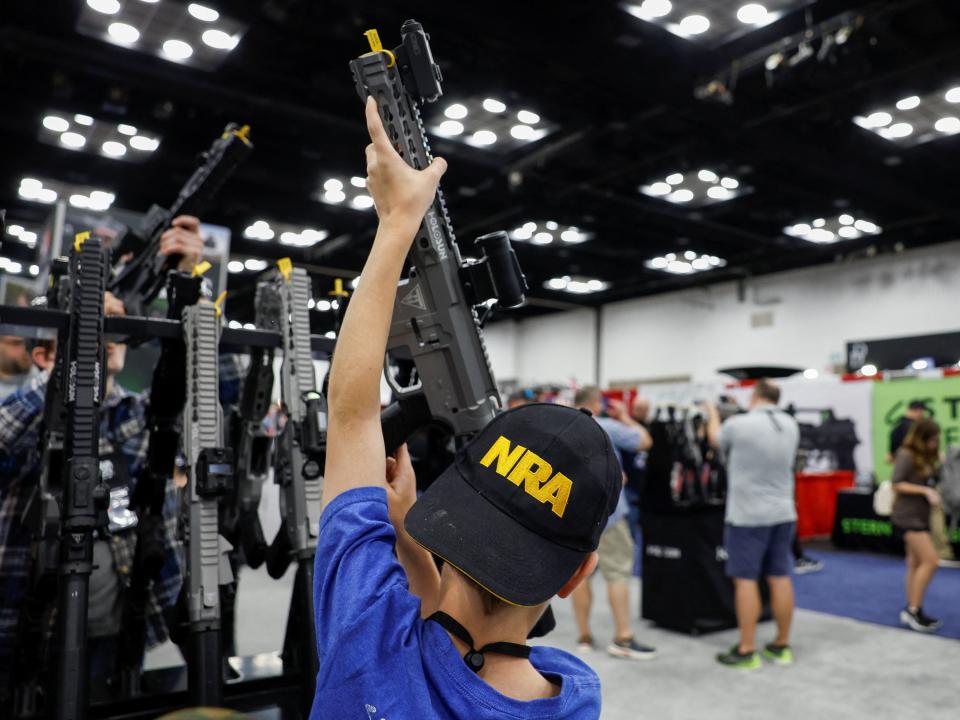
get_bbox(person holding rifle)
[311,98,621,719]
[0,218,227,698]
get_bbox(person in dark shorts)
[891,418,943,632]
[706,379,800,669]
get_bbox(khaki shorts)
[597,518,634,583]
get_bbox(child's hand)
[364,96,447,232]
[385,444,418,531]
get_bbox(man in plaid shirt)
[0,217,244,695]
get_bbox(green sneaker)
[716,645,761,669]
[763,643,795,666]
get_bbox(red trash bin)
[795,471,855,539]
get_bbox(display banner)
[871,376,960,482]
[727,376,874,482]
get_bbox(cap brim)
[404,464,588,607]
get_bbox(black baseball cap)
[404,403,622,606]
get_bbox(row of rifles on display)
[4,20,528,720]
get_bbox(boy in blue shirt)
[310,97,623,719]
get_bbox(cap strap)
[428,611,531,673]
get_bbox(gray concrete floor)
[148,570,959,719]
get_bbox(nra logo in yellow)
[479,435,572,518]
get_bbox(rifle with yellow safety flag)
[108,123,253,318]
[115,265,213,697]
[348,21,528,454]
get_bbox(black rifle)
[348,21,527,453]
[19,235,109,720]
[115,271,205,697]
[222,322,275,569]
[108,124,252,317]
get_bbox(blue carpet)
[794,550,960,639]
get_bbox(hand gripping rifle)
[50,234,110,720]
[349,22,527,453]
[260,261,323,698]
[180,296,235,706]
[108,124,253,318]
[115,268,206,697]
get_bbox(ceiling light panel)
[241,218,328,248]
[508,220,593,246]
[314,176,373,211]
[18,176,116,211]
[640,169,747,207]
[622,0,813,48]
[853,83,960,147]
[645,251,727,274]
[38,110,161,162]
[543,275,611,295]
[77,0,246,71]
[429,98,556,154]
[783,213,881,244]
[3,220,41,249]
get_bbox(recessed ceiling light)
[324,178,343,192]
[74,114,94,126]
[669,189,694,202]
[679,14,710,35]
[444,103,468,119]
[129,135,160,151]
[482,98,506,113]
[60,131,86,149]
[117,123,137,136]
[838,214,854,225]
[895,95,920,111]
[736,4,768,24]
[646,181,671,195]
[42,115,70,132]
[102,141,127,157]
[517,110,540,124]
[227,260,244,273]
[532,232,553,245]
[87,0,120,14]
[510,124,537,140]
[107,21,140,44]
[697,169,718,182]
[244,220,274,240]
[352,195,375,210]
[543,275,609,294]
[69,193,91,209]
[244,258,268,271]
[202,29,239,50]
[666,172,684,185]
[864,111,892,128]
[720,176,739,189]
[188,3,219,22]
[628,0,672,20]
[784,213,880,243]
[935,116,960,133]
[470,130,497,146]
[162,39,194,60]
[946,87,960,103]
[323,190,345,203]
[350,176,366,188]
[882,122,913,139]
[707,186,732,200]
[435,120,465,136]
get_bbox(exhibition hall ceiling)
[1,0,959,317]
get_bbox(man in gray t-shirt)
[706,379,799,670]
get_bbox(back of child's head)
[405,403,621,607]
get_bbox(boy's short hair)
[753,378,780,404]
[573,386,600,407]
[455,567,506,615]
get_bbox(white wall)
[485,240,960,386]
[485,307,597,385]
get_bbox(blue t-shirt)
[310,487,602,720]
